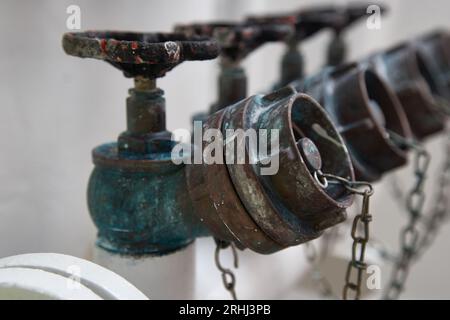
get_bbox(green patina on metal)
[86,85,211,256]
[87,145,209,256]
[62,28,362,257]
[62,31,220,256]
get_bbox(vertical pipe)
[93,244,196,299]
[210,60,247,114]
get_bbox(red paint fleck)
[135,56,144,64]
[131,41,138,50]
[242,29,252,39]
[100,39,107,53]
[286,16,297,25]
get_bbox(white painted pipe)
[93,243,196,299]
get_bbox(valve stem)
[134,77,156,91]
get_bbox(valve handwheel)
[62,30,221,153]
[247,10,340,41]
[245,9,344,87]
[62,31,219,79]
[175,22,292,63]
[175,22,292,114]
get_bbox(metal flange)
[187,89,354,253]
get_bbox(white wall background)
[1,0,450,299]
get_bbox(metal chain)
[383,137,430,300]
[387,131,419,207]
[343,190,373,300]
[318,173,374,300]
[303,241,337,299]
[414,134,450,259]
[214,238,239,300]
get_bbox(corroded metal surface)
[88,144,207,255]
[63,31,219,78]
[299,3,386,34]
[64,29,354,256]
[186,110,282,254]
[299,4,386,66]
[291,63,411,182]
[246,3,386,86]
[413,30,450,114]
[175,22,292,63]
[211,64,247,114]
[298,5,357,66]
[247,2,377,40]
[245,12,327,87]
[363,43,445,140]
[175,22,292,113]
[63,31,220,255]
[187,88,354,253]
[246,12,331,42]
[118,87,170,154]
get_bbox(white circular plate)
[0,253,148,300]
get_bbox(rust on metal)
[175,22,292,63]
[291,63,411,182]
[364,43,446,140]
[175,21,292,113]
[413,30,450,115]
[64,30,355,255]
[63,31,219,79]
[63,31,221,255]
[187,88,355,253]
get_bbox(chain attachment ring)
[214,238,239,300]
[314,169,329,189]
[317,172,374,300]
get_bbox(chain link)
[214,238,239,300]
[211,131,446,301]
[414,134,450,259]
[343,189,372,300]
[319,173,374,300]
[383,138,430,300]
